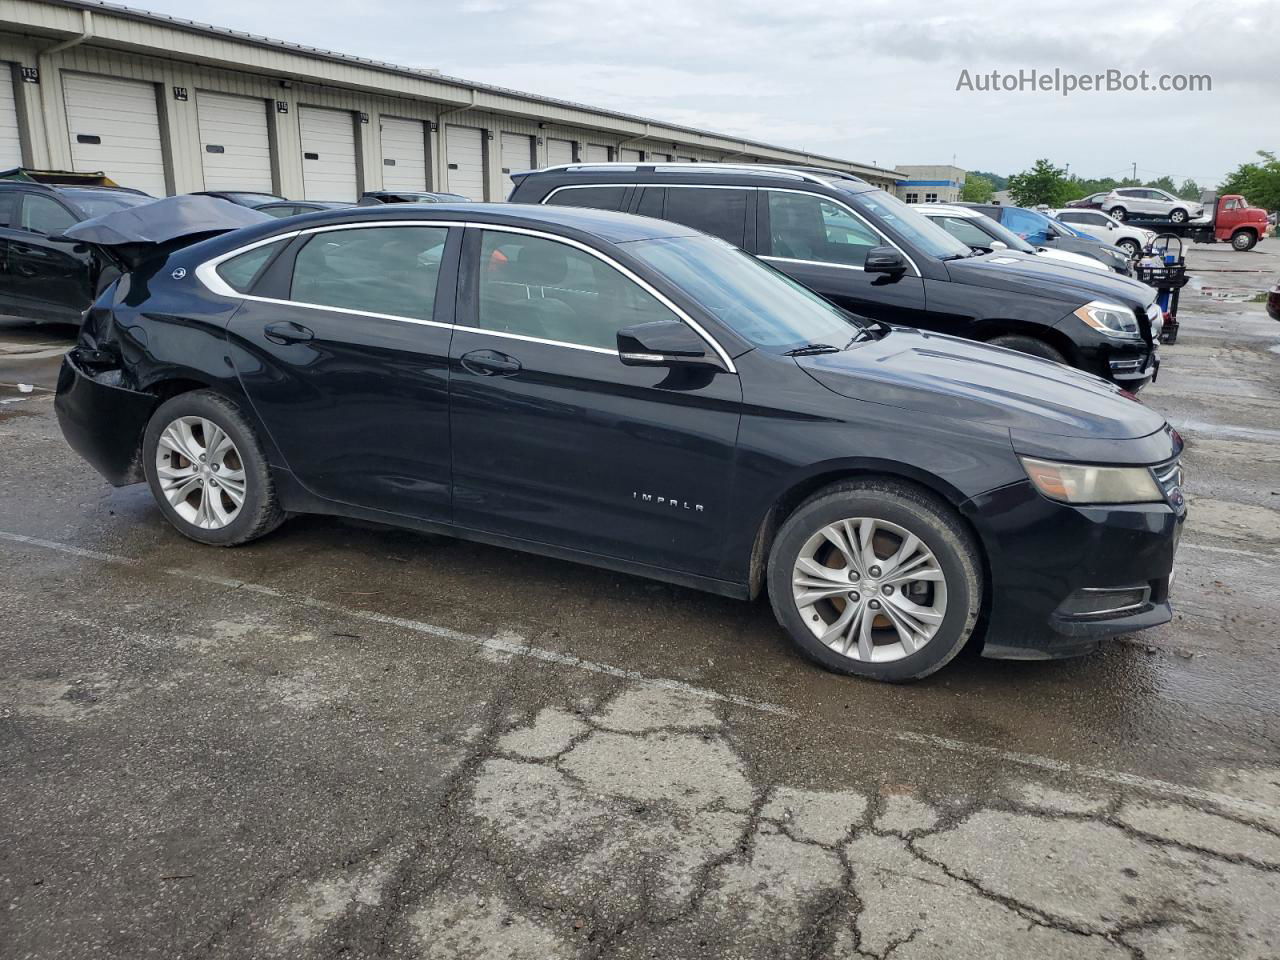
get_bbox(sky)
[136,0,1278,186]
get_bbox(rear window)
[216,239,288,293]
[545,186,627,211]
[662,188,749,247]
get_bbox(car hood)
[945,251,1151,307]
[797,327,1167,442]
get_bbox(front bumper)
[962,478,1185,660]
[54,352,158,486]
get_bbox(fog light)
[1056,586,1150,619]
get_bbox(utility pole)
[1132,161,1137,181]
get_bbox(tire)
[986,334,1067,364]
[1231,230,1256,252]
[1170,208,1188,224]
[1108,207,1127,221]
[767,479,983,682]
[1118,238,1142,259]
[142,390,285,546]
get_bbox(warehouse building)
[0,0,902,202]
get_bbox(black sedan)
[255,200,354,218]
[192,190,287,208]
[54,203,1186,681]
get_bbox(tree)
[1176,178,1203,200]
[967,169,1008,191]
[961,174,993,203]
[1147,175,1176,193]
[1007,159,1071,207]
[1221,151,1280,211]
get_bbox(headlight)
[1073,300,1141,339]
[1020,457,1163,504]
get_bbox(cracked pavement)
[2,242,1280,958]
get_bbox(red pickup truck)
[1125,193,1268,251]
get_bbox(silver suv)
[1102,187,1203,224]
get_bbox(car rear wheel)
[1231,230,1256,252]
[986,334,1066,364]
[1118,238,1142,259]
[1108,207,1127,221]
[1170,208,1188,224]
[143,390,285,546]
[767,480,983,682]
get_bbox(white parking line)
[1180,542,1274,563]
[2,528,1278,821]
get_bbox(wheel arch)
[969,318,1079,365]
[746,460,985,601]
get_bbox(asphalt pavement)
[1,241,1278,959]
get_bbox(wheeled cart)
[1136,235,1189,345]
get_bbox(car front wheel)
[142,390,285,546]
[1118,238,1142,259]
[767,480,983,682]
[1170,208,1188,224]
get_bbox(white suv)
[1052,209,1155,259]
[1102,188,1203,224]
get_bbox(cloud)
[131,0,1278,184]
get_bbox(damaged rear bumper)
[55,351,158,486]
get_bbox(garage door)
[649,152,671,163]
[499,132,533,198]
[547,138,574,166]
[444,125,485,200]
[63,74,167,196]
[619,148,642,163]
[300,106,358,201]
[1,64,22,169]
[585,144,611,162]
[380,117,428,192]
[196,91,272,193]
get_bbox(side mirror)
[617,320,716,367]
[864,245,907,275]
[990,240,1008,250]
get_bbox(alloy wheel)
[1171,209,1188,224]
[155,416,247,529]
[792,517,948,663]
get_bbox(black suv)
[0,181,152,324]
[509,164,1161,389]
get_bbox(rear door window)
[1000,207,1048,244]
[545,186,627,211]
[0,191,17,227]
[635,187,665,219]
[662,188,749,246]
[763,191,878,267]
[289,226,449,321]
[216,238,290,293]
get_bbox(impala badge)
[633,491,704,512]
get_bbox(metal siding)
[585,143,610,162]
[62,73,168,196]
[0,62,20,168]
[299,105,358,200]
[499,131,533,198]
[547,138,574,166]
[380,116,428,191]
[444,124,484,200]
[195,90,272,192]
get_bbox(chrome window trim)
[473,223,736,372]
[544,183,756,203]
[195,219,736,371]
[759,254,864,273]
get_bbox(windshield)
[849,189,972,260]
[626,235,865,350]
[62,190,153,218]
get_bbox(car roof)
[216,201,705,247]
[0,180,146,197]
[513,161,877,194]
